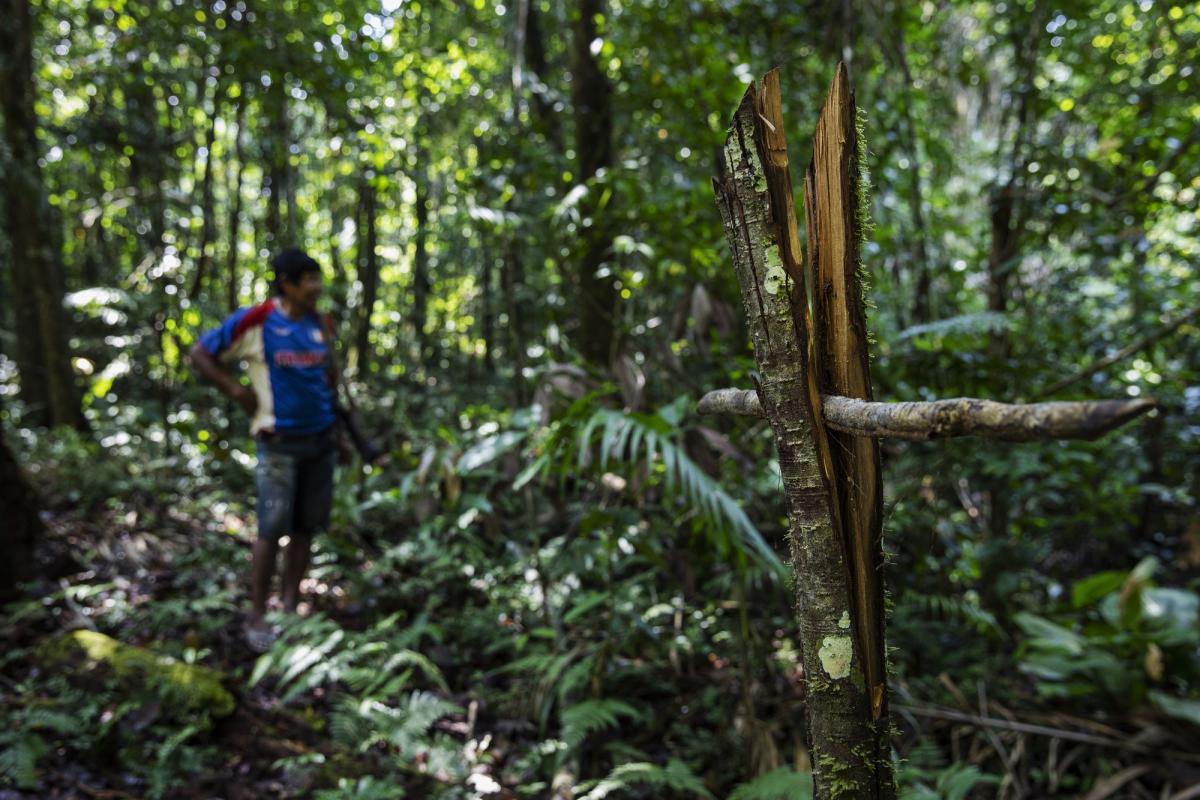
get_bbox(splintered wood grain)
[803,64,888,725]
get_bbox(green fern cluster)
[727,766,814,800]
[561,698,640,747]
[0,707,74,790]
[577,758,713,799]
[250,611,447,704]
[897,590,1002,637]
[896,311,1011,344]
[897,740,1000,800]
[519,393,782,574]
[330,691,461,755]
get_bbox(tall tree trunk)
[986,180,1018,538]
[884,22,932,324]
[226,94,246,312]
[354,180,379,374]
[264,84,287,249]
[480,245,495,372]
[570,0,617,366]
[503,227,528,404]
[189,81,221,301]
[0,426,43,600]
[520,0,562,150]
[282,90,299,246]
[126,73,166,255]
[0,0,86,430]
[412,172,431,366]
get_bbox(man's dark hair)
[271,248,320,294]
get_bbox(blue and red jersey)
[197,299,336,435]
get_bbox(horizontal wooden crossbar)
[697,388,1155,441]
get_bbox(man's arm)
[189,342,258,415]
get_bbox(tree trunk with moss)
[713,67,894,799]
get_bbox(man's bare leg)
[249,537,279,631]
[280,534,312,613]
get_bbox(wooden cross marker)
[702,65,1152,800]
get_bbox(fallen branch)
[895,704,1200,764]
[1036,305,1200,399]
[695,387,761,417]
[698,389,1155,441]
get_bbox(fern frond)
[579,758,713,799]
[0,733,46,789]
[898,591,1003,637]
[939,764,1000,800]
[575,408,782,573]
[897,312,1010,342]
[560,699,640,747]
[728,767,814,800]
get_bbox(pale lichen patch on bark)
[819,635,854,679]
[763,245,786,296]
[839,610,851,629]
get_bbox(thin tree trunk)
[503,229,528,404]
[354,180,379,374]
[264,84,287,249]
[0,0,85,429]
[189,81,221,301]
[986,180,1018,538]
[522,0,562,150]
[226,94,246,312]
[412,172,431,365]
[125,65,166,255]
[884,23,933,324]
[570,0,617,366]
[282,90,299,246]
[480,245,495,372]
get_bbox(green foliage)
[0,707,75,789]
[52,630,235,717]
[1015,557,1200,711]
[315,776,407,800]
[727,767,814,800]
[5,0,1200,795]
[522,393,782,572]
[330,691,461,757]
[251,612,447,704]
[578,758,713,799]
[0,648,222,797]
[560,699,641,747]
[897,741,1000,800]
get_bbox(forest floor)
[5,487,522,800]
[5,445,1200,800]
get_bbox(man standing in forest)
[190,249,338,651]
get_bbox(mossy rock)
[50,630,235,718]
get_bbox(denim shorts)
[255,427,336,542]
